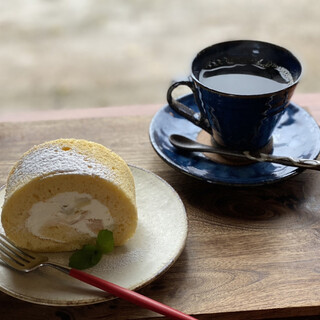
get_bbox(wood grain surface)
[1,100,320,319]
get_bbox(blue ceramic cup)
[167,40,302,152]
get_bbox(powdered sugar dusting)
[6,144,117,198]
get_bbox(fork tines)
[0,234,35,269]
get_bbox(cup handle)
[167,80,211,133]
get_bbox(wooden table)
[1,94,320,320]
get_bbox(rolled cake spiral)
[1,139,137,252]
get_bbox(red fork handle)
[69,269,197,320]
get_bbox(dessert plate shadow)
[149,94,320,186]
[0,166,187,306]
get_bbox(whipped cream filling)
[26,192,114,243]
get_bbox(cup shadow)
[173,168,320,231]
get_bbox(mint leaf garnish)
[97,229,114,253]
[69,244,102,270]
[68,230,114,270]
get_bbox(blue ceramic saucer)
[149,94,320,186]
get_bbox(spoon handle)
[247,152,320,170]
[169,135,320,171]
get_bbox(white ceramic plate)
[0,166,187,306]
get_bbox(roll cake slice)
[1,139,137,252]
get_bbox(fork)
[0,234,196,320]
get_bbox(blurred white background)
[0,0,319,113]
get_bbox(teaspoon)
[169,134,320,171]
